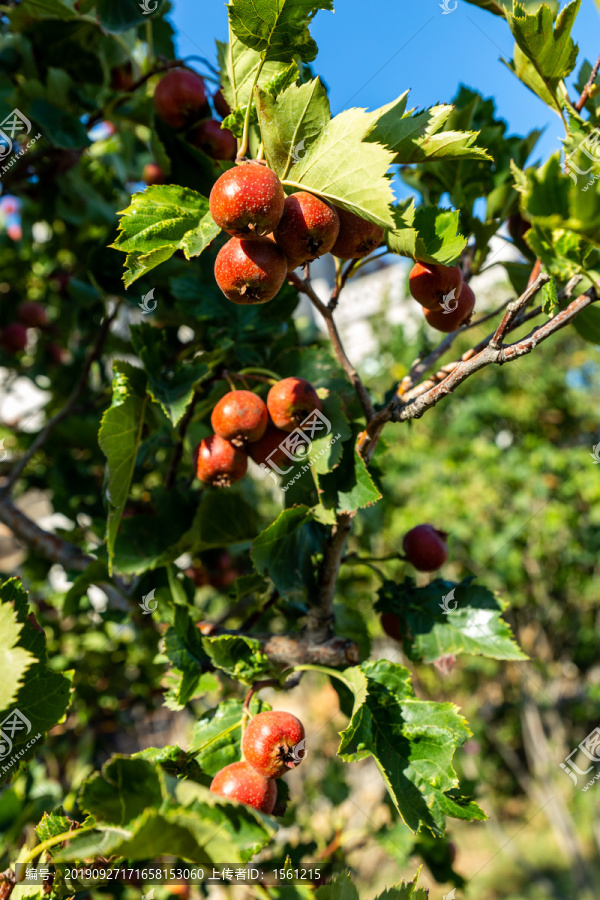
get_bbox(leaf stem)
[19,827,94,868]
[238,57,265,159]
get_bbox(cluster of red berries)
[144,68,236,185]
[0,302,49,355]
[209,161,385,305]
[408,262,476,333]
[196,377,322,487]
[210,710,305,814]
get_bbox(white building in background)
[298,234,521,364]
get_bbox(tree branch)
[307,512,353,643]
[0,493,91,571]
[288,272,375,421]
[2,301,121,494]
[200,622,360,667]
[575,51,600,112]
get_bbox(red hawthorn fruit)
[267,377,322,432]
[209,162,285,239]
[408,262,463,310]
[1,323,27,353]
[215,237,287,304]
[190,119,237,161]
[143,163,165,186]
[273,192,340,264]
[47,343,68,365]
[184,565,210,587]
[211,390,268,446]
[381,613,403,643]
[423,283,475,333]
[403,524,449,572]
[196,434,248,487]
[210,760,277,813]
[242,710,305,778]
[330,207,384,259]
[17,302,48,328]
[153,68,208,129]
[213,87,231,119]
[247,422,291,469]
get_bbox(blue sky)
[171,0,599,163]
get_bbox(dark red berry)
[273,192,339,264]
[403,524,448,572]
[211,390,268,446]
[423,283,475,332]
[196,434,248,487]
[408,262,463,310]
[190,119,236,160]
[242,710,305,778]
[267,377,322,432]
[330,207,384,259]
[210,761,276,813]
[215,237,287,305]
[153,69,208,129]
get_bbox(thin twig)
[575,51,600,112]
[308,512,353,643]
[2,301,121,494]
[289,272,374,420]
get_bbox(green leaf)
[178,492,259,554]
[36,808,73,843]
[228,0,334,63]
[9,0,76,28]
[79,757,164,826]
[95,0,164,33]
[542,274,558,315]
[337,660,486,835]
[163,606,211,707]
[190,696,268,776]
[98,362,148,574]
[0,589,35,711]
[0,579,71,774]
[515,154,600,250]
[28,97,90,149]
[367,102,491,164]
[376,577,527,663]
[251,505,326,600]
[111,185,220,287]
[315,871,358,900]
[217,35,298,124]
[318,438,382,515]
[202,634,273,683]
[573,305,600,345]
[280,101,396,229]
[310,392,351,474]
[257,78,331,179]
[386,202,467,265]
[130,323,222,426]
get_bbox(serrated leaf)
[337,660,486,835]
[190,696,268,775]
[516,154,600,249]
[95,0,164,33]
[228,0,334,63]
[376,577,527,663]
[0,579,71,775]
[318,438,382,515]
[315,871,358,900]
[0,598,35,712]
[386,202,467,265]
[202,634,273,683]
[178,492,259,554]
[251,505,326,600]
[111,185,219,286]
[163,606,211,707]
[310,393,350,474]
[79,757,164,826]
[281,105,396,229]
[98,362,148,573]
[367,102,491,164]
[256,78,330,179]
[542,273,558,314]
[217,35,297,123]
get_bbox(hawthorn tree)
[0,0,599,897]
